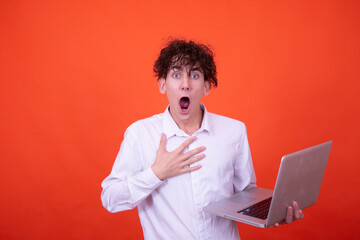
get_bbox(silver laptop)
[203,141,332,228]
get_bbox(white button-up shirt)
[101,105,256,240]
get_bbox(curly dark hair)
[153,39,217,88]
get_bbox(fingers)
[154,134,206,179]
[293,201,301,219]
[285,202,304,224]
[158,133,167,152]
[299,210,304,219]
[293,201,304,220]
[182,154,206,167]
[182,146,206,160]
[274,202,304,228]
[181,164,202,173]
[285,206,293,224]
[176,136,198,153]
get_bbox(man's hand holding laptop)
[274,201,304,227]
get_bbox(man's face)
[158,64,210,123]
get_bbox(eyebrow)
[191,67,202,72]
[170,66,202,72]
[170,65,183,71]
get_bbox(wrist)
[151,165,165,181]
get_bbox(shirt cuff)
[130,166,163,190]
[128,167,164,202]
[145,166,163,187]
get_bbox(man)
[101,39,303,239]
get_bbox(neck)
[170,107,204,136]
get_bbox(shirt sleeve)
[233,124,257,193]
[101,127,163,213]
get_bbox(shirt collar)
[162,104,211,138]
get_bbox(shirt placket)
[188,135,207,240]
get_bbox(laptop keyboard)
[237,197,272,220]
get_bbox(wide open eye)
[172,73,180,78]
[191,73,199,79]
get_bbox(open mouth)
[179,97,190,112]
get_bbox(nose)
[181,75,190,90]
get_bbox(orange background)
[1,0,359,239]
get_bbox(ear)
[158,78,166,94]
[203,81,211,96]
